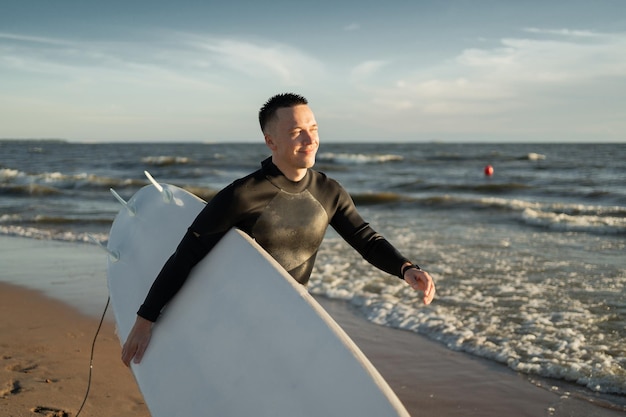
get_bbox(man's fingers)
[121,316,153,366]
[421,273,435,304]
[406,271,436,305]
[121,338,148,366]
[134,343,146,364]
[122,343,136,367]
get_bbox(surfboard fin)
[87,234,120,262]
[144,170,173,202]
[110,188,136,215]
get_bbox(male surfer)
[122,93,436,366]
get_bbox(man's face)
[264,104,319,175]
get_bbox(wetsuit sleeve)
[136,229,221,321]
[330,185,411,279]
[136,185,239,322]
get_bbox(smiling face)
[264,104,319,182]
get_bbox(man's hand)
[122,316,153,367]
[403,266,436,305]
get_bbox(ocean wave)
[1,169,145,191]
[0,183,62,196]
[36,172,145,189]
[413,196,626,235]
[141,155,192,166]
[429,150,547,162]
[351,192,404,205]
[0,214,22,223]
[32,215,113,226]
[317,152,403,165]
[521,208,626,234]
[398,180,534,194]
[425,195,626,215]
[0,168,23,179]
[456,182,532,193]
[417,195,536,211]
[521,152,546,161]
[1,213,113,229]
[0,225,108,243]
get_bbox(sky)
[1,0,625,143]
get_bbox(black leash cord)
[76,295,110,417]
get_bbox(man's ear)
[264,133,276,150]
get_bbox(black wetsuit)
[138,157,411,322]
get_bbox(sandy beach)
[1,236,624,416]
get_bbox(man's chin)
[304,156,317,168]
[296,153,317,168]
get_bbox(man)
[122,93,435,366]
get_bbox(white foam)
[0,214,22,223]
[0,168,23,179]
[527,152,546,160]
[141,155,191,165]
[318,152,403,164]
[0,225,108,244]
[310,234,626,396]
[522,208,626,234]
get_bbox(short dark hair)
[259,93,308,133]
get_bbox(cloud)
[523,27,599,38]
[350,60,388,80]
[0,30,328,140]
[339,28,626,139]
[0,32,203,85]
[459,30,626,82]
[0,32,74,46]
[1,24,624,141]
[0,30,325,88]
[186,36,325,85]
[368,28,626,108]
[343,23,360,32]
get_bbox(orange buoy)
[484,165,494,176]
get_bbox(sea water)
[1,140,624,402]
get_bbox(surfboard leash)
[75,295,110,417]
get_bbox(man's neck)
[271,158,308,182]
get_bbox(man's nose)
[301,129,316,144]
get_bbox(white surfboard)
[106,180,410,417]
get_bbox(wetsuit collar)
[261,157,311,194]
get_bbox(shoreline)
[1,235,625,416]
